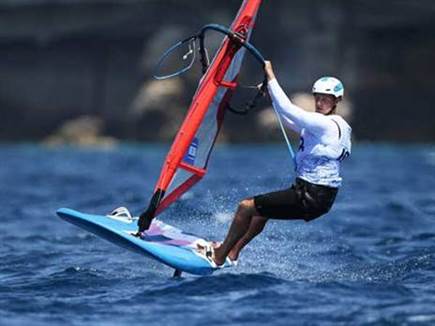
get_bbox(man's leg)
[213,198,261,265]
[228,215,267,261]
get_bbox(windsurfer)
[209,60,352,266]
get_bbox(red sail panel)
[154,0,262,215]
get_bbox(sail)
[150,0,263,216]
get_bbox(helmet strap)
[326,97,342,115]
[326,106,336,115]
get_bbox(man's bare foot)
[228,249,239,262]
[212,246,226,266]
[196,242,226,266]
[212,242,238,264]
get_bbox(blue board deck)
[56,208,232,275]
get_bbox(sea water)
[0,143,434,325]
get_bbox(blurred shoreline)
[0,140,434,149]
[1,0,435,142]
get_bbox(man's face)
[314,93,338,115]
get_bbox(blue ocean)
[1,143,434,325]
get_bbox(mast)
[138,0,263,232]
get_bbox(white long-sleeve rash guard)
[268,78,352,188]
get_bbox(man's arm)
[280,114,301,133]
[265,61,334,137]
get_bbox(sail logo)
[183,137,199,165]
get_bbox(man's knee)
[238,198,256,215]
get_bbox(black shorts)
[253,178,338,222]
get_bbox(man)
[203,61,352,266]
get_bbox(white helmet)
[312,76,344,98]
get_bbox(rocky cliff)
[1,0,434,143]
